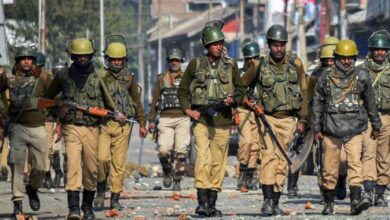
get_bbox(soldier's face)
[268,41,286,60]
[321,58,334,67]
[207,41,224,58]
[19,57,34,71]
[371,48,388,63]
[73,54,92,67]
[338,56,355,68]
[168,58,182,72]
[109,58,124,67]
[244,56,259,65]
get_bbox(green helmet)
[36,52,46,67]
[266,24,288,42]
[241,39,260,58]
[105,42,127,58]
[166,46,185,61]
[201,26,225,46]
[68,38,95,55]
[15,46,37,61]
[368,30,390,49]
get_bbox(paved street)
[1,126,390,219]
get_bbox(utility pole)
[239,0,244,57]
[297,0,307,67]
[38,0,46,53]
[339,0,347,39]
[100,0,104,56]
[286,1,295,51]
[157,0,162,74]
[209,0,212,20]
[138,0,145,105]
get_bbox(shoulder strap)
[247,57,264,98]
[95,68,117,110]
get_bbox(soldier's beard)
[372,54,388,64]
[335,60,355,75]
[169,63,181,72]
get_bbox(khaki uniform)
[178,55,245,191]
[44,63,107,191]
[149,71,190,181]
[242,54,308,192]
[237,108,261,168]
[360,59,390,186]
[0,66,51,201]
[97,68,146,193]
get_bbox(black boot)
[237,164,247,190]
[158,153,173,188]
[52,151,63,188]
[375,184,388,207]
[261,185,273,216]
[67,191,80,220]
[208,190,222,217]
[12,201,23,219]
[321,189,335,215]
[287,170,299,198]
[110,192,122,210]
[26,185,40,211]
[63,153,68,186]
[81,190,95,219]
[362,180,375,206]
[335,175,347,200]
[43,171,52,188]
[246,168,258,190]
[172,176,182,191]
[0,166,8,181]
[350,186,370,215]
[93,182,105,210]
[195,189,209,216]
[272,191,284,216]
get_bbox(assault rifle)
[194,100,226,118]
[37,98,137,123]
[244,99,292,165]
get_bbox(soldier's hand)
[295,122,306,133]
[185,109,200,121]
[139,127,148,138]
[148,122,156,133]
[314,132,323,141]
[223,95,234,106]
[115,111,127,123]
[370,129,380,140]
[59,107,69,118]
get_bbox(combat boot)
[350,186,370,215]
[52,151,63,188]
[335,175,347,200]
[110,192,122,210]
[272,191,284,216]
[195,189,209,216]
[26,185,40,211]
[81,190,95,219]
[67,191,80,220]
[362,180,375,206]
[374,184,388,207]
[246,168,258,190]
[237,164,247,190]
[321,189,335,215]
[319,185,324,205]
[93,182,106,210]
[208,189,222,217]
[287,170,299,197]
[158,153,173,188]
[43,171,52,188]
[261,185,273,216]
[0,167,8,181]
[172,176,182,191]
[12,201,23,219]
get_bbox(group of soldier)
[0,18,389,219]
